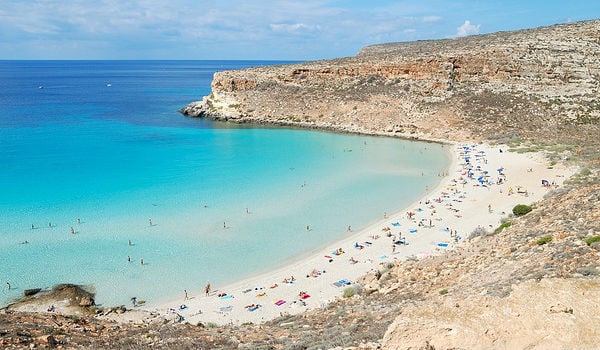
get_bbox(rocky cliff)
[182,20,600,147]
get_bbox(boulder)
[23,288,41,297]
[37,335,57,347]
[79,296,95,307]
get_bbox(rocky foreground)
[3,20,600,349]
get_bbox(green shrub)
[494,221,512,234]
[536,235,552,245]
[343,287,356,298]
[585,235,600,246]
[579,168,592,176]
[439,289,449,295]
[513,204,532,216]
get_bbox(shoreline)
[181,99,466,146]
[132,141,575,326]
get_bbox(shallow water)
[0,61,449,307]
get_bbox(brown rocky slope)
[2,19,600,349]
[181,19,600,148]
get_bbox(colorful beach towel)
[275,299,286,306]
[392,222,400,227]
[333,279,352,287]
[219,294,233,300]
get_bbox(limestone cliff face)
[181,19,600,144]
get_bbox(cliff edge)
[182,20,600,146]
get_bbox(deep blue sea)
[0,60,449,307]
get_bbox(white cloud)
[0,0,493,59]
[456,20,480,37]
[422,15,442,23]
[270,23,321,34]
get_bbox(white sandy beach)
[129,142,575,326]
[9,143,574,326]
[8,143,575,325]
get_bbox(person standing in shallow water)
[205,282,211,296]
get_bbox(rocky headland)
[181,19,599,147]
[2,20,600,349]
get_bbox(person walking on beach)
[205,282,211,296]
[184,290,188,301]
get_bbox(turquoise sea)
[0,60,449,307]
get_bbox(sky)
[0,0,599,60]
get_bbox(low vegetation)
[494,221,512,234]
[585,235,600,246]
[343,287,356,298]
[536,235,553,245]
[513,204,532,216]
